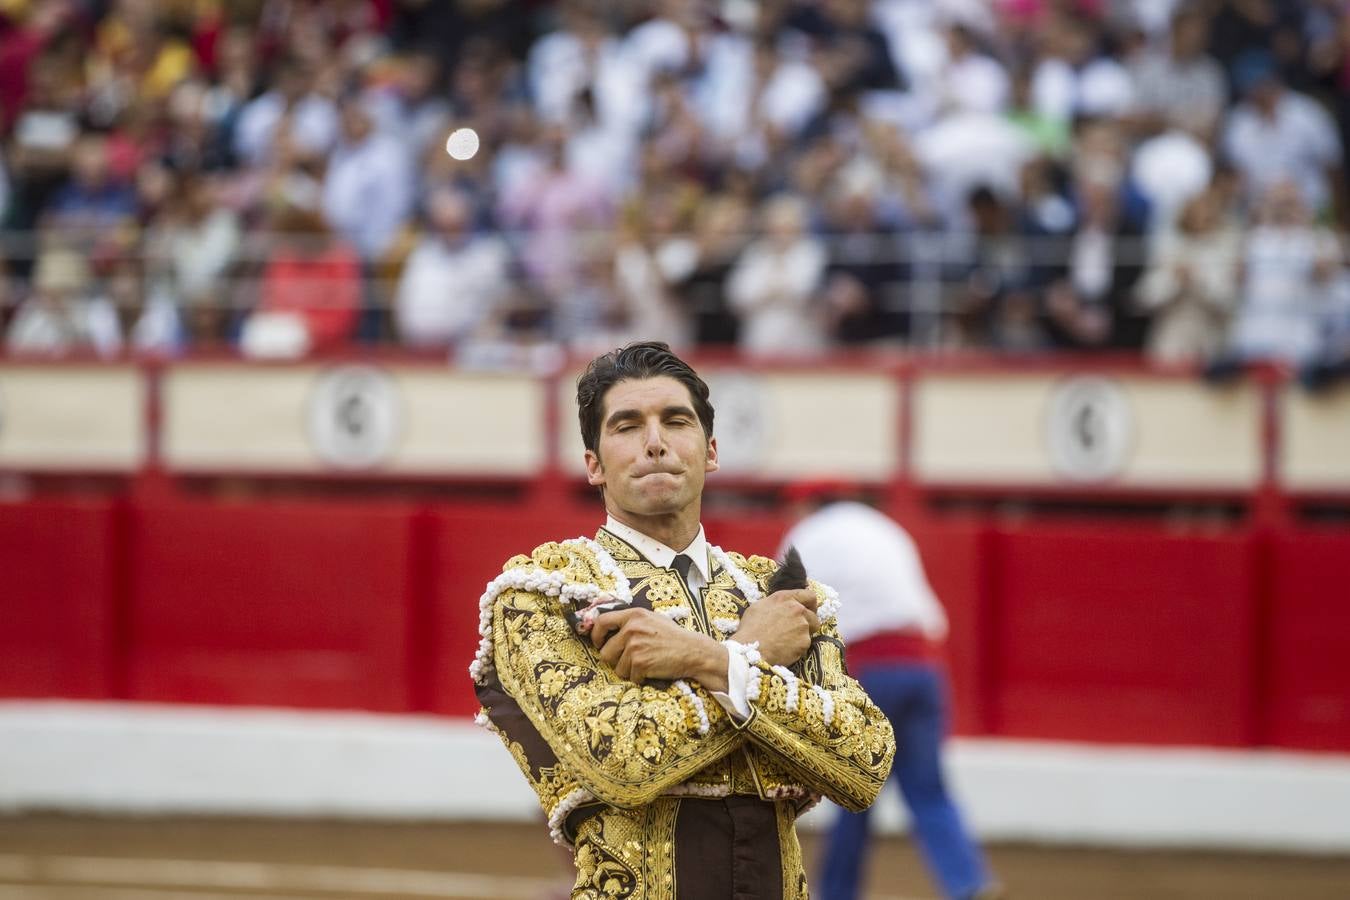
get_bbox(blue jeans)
[818,663,991,900]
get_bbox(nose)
[643,421,667,458]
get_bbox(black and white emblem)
[306,366,402,468]
[1045,376,1133,481]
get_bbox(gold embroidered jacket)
[472,527,895,899]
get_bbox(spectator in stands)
[95,254,180,354]
[1222,50,1343,220]
[779,485,1000,900]
[1006,64,1072,160]
[936,23,1010,116]
[611,186,696,349]
[1030,14,1134,125]
[564,85,639,202]
[800,0,905,96]
[553,230,624,350]
[0,0,78,133]
[1135,185,1242,364]
[727,192,828,356]
[527,0,643,136]
[948,185,1050,353]
[366,50,452,162]
[201,24,264,170]
[1308,251,1350,388]
[819,168,909,344]
[1228,179,1339,365]
[86,1,197,126]
[669,192,751,347]
[393,186,509,349]
[160,79,236,173]
[322,91,415,340]
[5,45,83,236]
[497,124,613,302]
[1037,179,1140,350]
[240,179,361,356]
[41,131,138,242]
[146,172,240,344]
[719,36,828,172]
[4,0,1348,360]
[1129,4,1228,141]
[1207,0,1308,93]
[232,57,338,167]
[6,246,120,355]
[322,93,414,265]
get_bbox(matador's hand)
[730,589,820,667]
[592,607,729,691]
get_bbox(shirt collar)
[604,515,711,583]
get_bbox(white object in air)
[445,128,480,161]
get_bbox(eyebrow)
[604,405,698,430]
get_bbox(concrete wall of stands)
[3,356,1349,753]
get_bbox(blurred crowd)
[1,0,1349,375]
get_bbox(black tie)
[671,553,694,584]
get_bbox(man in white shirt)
[322,95,414,264]
[472,342,894,899]
[781,488,999,900]
[1222,51,1343,219]
[393,186,508,348]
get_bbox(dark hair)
[576,341,714,454]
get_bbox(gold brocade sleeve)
[491,582,746,809]
[736,576,896,812]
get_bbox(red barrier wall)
[910,520,987,737]
[125,501,418,711]
[1266,532,1350,752]
[4,497,1349,753]
[990,526,1259,746]
[0,500,118,699]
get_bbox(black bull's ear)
[765,546,808,593]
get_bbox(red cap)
[782,478,861,504]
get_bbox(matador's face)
[584,376,718,521]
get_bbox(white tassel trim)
[811,684,835,727]
[816,581,841,623]
[712,617,740,635]
[674,679,710,736]
[547,787,597,847]
[765,784,813,800]
[665,781,732,798]
[723,639,763,704]
[709,544,762,603]
[469,536,635,686]
[658,606,691,621]
[770,665,800,713]
[723,639,762,666]
[746,670,763,704]
[561,537,633,605]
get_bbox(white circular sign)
[1045,376,1134,481]
[445,127,480,161]
[703,373,767,475]
[306,366,402,469]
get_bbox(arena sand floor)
[1,816,1348,899]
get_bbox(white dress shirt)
[603,515,711,591]
[602,516,752,718]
